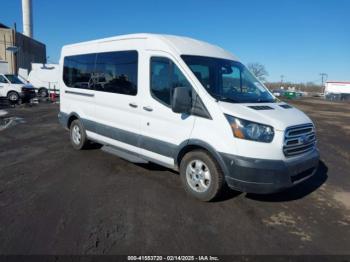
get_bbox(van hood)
[23,84,34,89]
[12,84,25,87]
[10,84,26,91]
[218,101,312,131]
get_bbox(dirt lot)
[0,98,349,255]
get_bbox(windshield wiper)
[213,95,239,103]
[256,98,274,103]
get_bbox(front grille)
[283,123,316,157]
[22,87,35,93]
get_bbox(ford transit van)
[58,34,319,201]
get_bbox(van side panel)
[91,41,143,157]
[59,44,99,132]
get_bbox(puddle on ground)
[0,117,26,131]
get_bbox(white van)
[58,34,319,201]
[28,63,60,97]
[0,73,36,103]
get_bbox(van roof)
[62,33,238,61]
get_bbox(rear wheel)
[180,150,225,201]
[69,119,89,150]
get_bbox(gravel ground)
[0,98,349,255]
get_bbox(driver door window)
[150,57,192,107]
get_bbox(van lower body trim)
[92,121,177,158]
[87,131,175,169]
[58,111,178,158]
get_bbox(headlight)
[225,115,274,143]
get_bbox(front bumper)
[221,149,320,194]
[20,90,36,101]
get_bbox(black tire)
[180,150,225,201]
[38,88,48,98]
[69,119,89,150]
[7,91,20,103]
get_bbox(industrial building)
[0,23,46,75]
[325,81,350,101]
[0,0,46,74]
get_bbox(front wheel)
[7,92,19,103]
[180,150,225,201]
[38,88,48,98]
[69,119,89,150]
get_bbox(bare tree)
[247,63,269,82]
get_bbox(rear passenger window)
[63,54,96,89]
[94,51,138,95]
[150,57,192,106]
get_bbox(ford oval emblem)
[299,135,309,144]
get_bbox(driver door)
[137,52,196,167]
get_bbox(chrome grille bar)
[283,123,316,157]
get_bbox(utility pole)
[320,73,327,86]
[280,75,285,88]
[320,73,328,93]
[13,23,18,74]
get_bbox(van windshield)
[181,55,275,103]
[5,74,24,84]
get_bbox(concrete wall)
[0,28,15,73]
[0,27,46,74]
[0,61,9,74]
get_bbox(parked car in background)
[58,34,319,201]
[272,89,285,97]
[27,63,59,98]
[0,74,36,103]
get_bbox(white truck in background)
[325,81,350,101]
[27,63,59,98]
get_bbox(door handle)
[143,106,153,112]
[129,103,138,108]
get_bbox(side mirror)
[171,86,192,114]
